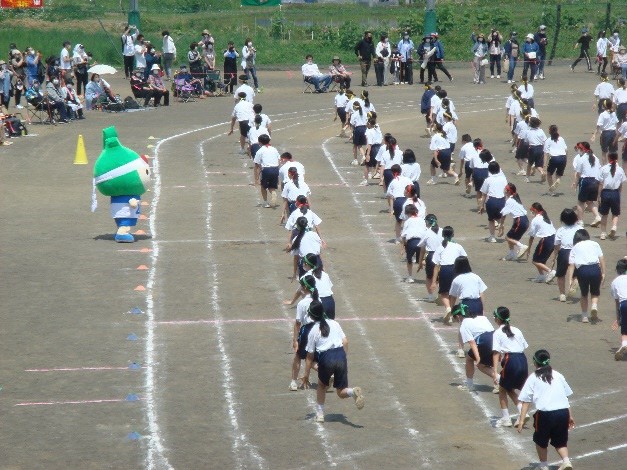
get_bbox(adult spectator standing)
[188,42,203,79]
[597,30,609,75]
[234,74,255,102]
[471,32,488,84]
[199,30,214,51]
[354,31,375,87]
[121,25,139,79]
[571,28,593,72]
[223,41,239,94]
[374,34,390,87]
[431,33,453,82]
[25,47,41,87]
[534,25,548,80]
[134,35,147,73]
[609,30,621,57]
[10,49,25,108]
[143,44,161,80]
[329,56,351,89]
[614,46,627,80]
[200,30,215,70]
[522,33,539,82]
[488,29,503,79]
[397,31,414,85]
[242,38,259,92]
[161,30,176,81]
[59,41,73,83]
[0,60,13,111]
[503,32,520,84]
[72,44,90,97]
[302,54,332,93]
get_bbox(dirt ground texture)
[0,65,625,470]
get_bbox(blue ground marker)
[126,393,140,402]
[127,333,139,341]
[127,432,141,441]
[129,307,144,315]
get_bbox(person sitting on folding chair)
[302,55,332,93]
[130,69,154,107]
[329,56,351,89]
[45,78,69,123]
[62,79,85,120]
[147,64,170,106]
[176,65,204,96]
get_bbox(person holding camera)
[10,48,25,109]
[397,31,414,85]
[375,34,390,86]
[488,29,503,79]
[242,38,259,92]
[223,41,239,94]
[161,31,176,81]
[121,24,139,79]
[503,32,520,84]
[24,47,41,87]
[471,32,488,84]
[534,25,548,80]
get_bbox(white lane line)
[569,388,624,405]
[550,442,627,465]
[321,137,535,462]
[574,413,627,430]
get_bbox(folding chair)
[25,97,57,125]
[174,78,196,102]
[303,76,314,93]
[206,70,224,96]
[329,76,341,93]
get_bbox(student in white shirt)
[289,275,319,391]
[458,134,477,194]
[252,134,280,208]
[448,256,487,325]
[567,229,605,323]
[514,113,531,174]
[387,164,413,242]
[417,214,444,302]
[469,144,492,210]
[593,72,614,113]
[288,216,323,281]
[615,114,627,173]
[544,125,568,195]
[250,103,271,135]
[498,183,529,260]
[432,226,468,316]
[283,253,334,315]
[399,184,426,222]
[442,112,458,156]
[228,92,255,154]
[517,349,574,470]
[377,136,403,191]
[278,152,305,188]
[247,115,269,159]
[401,204,427,283]
[451,303,494,392]
[400,148,421,195]
[517,77,535,108]
[334,89,349,137]
[610,259,627,360]
[591,99,619,164]
[491,307,529,428]
[281,166,311,220]
[614,78,627,123]
[524,202,557,283]
[480,161,508,243]
[302,304,365,423]
[361,117,383,185]
[549,209,582,302]
[284,196,322,239]
[597,152,626,240]
[597,32,610,75]
[427,123,460,185]
[350,101,368,166]
[233,74,255,103]
[524,116,547,183]
[574,143,602,226]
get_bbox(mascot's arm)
[129,198,139,208]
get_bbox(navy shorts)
[250,143,261,158]
[619,300,627,336]
[434,147,452,171]
[555,248,571,278]
[405,238,421,263]
[383,169,394,191]
[367,143,381,168]
[449,143,456,154]
[438,264,455,294]
[467,331,494,367]
[527,145,544,168]
[578,177,599,203]
[297,323,315,360]
[337,107,347,125]
[473,168,489,192]
[425,251,435,279]
[486,197,506,222]
[532,234,555,264]
[599,189,621,216]
[287,201,297,214]
[464,161,473,179]
[507,215,529,241]
[533,408,570,449]
[393,197,407,222]
[317,346,348,389]
[547,155,566,176]
[461,297,483,316]
[600,130,617,153]
[576,263,601,297]
[413,181,421,199]
[515,140,529,160]
[353,125,367,146]
[498,352,528,391]
[320,296,335,320]
[260,166,279,190]
[617,103,627,122]
[238,120,251,137]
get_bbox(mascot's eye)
[145,169,149,175]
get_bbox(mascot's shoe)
[115,233,135,243]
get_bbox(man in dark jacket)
[431,33,453,81]
[354,31,375,87]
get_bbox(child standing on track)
[551,208,582,302]
[427,123,460,185]
[597,152,626,240]
[252,134,281,208]
[544,125,568,195]
[290,275,319,391]
[281,167,311,218]
[401,204,427,283]
[498,183,529,260]
[302,304,365,423]
[447,256,488,324]
[287,216,323,281]
[458,134,477,195]
[417,214,443,302]
[480,161,508,243]
[350,101,368,166]
[567,229,605,323]
[517,349,575,470]
[401,149,422,198]
[611,258,627,360]
[378,136,403,192]
[433,226,468,318]
[228,92,255,154]
[525,202,557,283]
[591,99,619,164]
[362,117,382,186]
[492,306,529,428]
[470,146,492,210]
[386,164,413,243]
[334,88,349,137]
[574,142,602,226]
[524,117,547,184]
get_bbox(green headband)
[452,304,468,317]
[533,355,550,366]
[303,256,317,269]
[493,308,509,323]
[307,304,327,320]
[301,277,315,293]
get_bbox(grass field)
[0,0,624,66]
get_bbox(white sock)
[501,408,510,418]
[591,303,597,309]
[465,378,474,387]
[621,340,627,347]
[346,388,354,397]
[562,458,571,465]
[515,241,523,247]
[316,404,324,414]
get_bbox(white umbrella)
[87,64,117,75]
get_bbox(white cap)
[539,25,546,30]
[526,33,534,40]
[151,64,160,71]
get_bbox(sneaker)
[609,226,617,238]
[545,270,556,283]
[465,182,472,194]
[497,75,501,79]
[503,251,516,261]
[238,148,247,155]
[516,170,526,176]
[486,236,497,243]
[458,383,474,391]
[453,177,460,186]
[590,216,602,227]
[615,345,627,361]
[549,178,560,191]
[600,232,607,240]
[405,277,416,283]
[350,159,359,166]
[263,202,271,208]
[495,417,512,427]
[557,461,573,470]
[581,314,589,323]
[492,386,500,394]
[352,386,365,409]
[314,413,325,423]
[15,104,24,109]
[289,380,298,391]
[443,307,452,324]
[490,75,495,79]
[533,274,547,283]
[426,179,436,185]
[570,65,574,72]
[559,294,567,302]
[517,245,529,258]
[456,348,466,358]
[524,177,530,183]
[590,305,598,321]
[507,80,512,84]
[358,179,368,186]
[540,74,545,80]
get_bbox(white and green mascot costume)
[92,126,150,243]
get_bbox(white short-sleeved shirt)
[576,156,602,179]
[401,163,421,182]
[500,198,527,218]
[543,137,568,156]
[596,111,619,131]
[418,227,444,252]
[505,95,514,109]
[248,125,270,145]
[598,164,626,190]
[569,240,603,268]
[492,325,528,353]
[517,83,534,99]
[480,173,508,198]
[614,87,627,105]
[554,224,580,250]
[377,147,403,169]
[282,180,311,202]
[430,94,442,110]
[528,214,556,238]
[401,216,427,240]
[292,231,322,258]
[449,272,487,300]
[509,100,522,118]
[134,45,146,69]
[345,97,364,114]
[611,274,627,302]
[364,103,376,114]
[459,316,493,344]
[300,271,333,298]
[430,133,450,151]
[594,82,614,100]
[525,128,547,146]
[249,113,271,130]
[443,121,458,145]
[350,110,368,127]
[387,175,413,199]
[306,320,345,353]
[619,121,627,139]
[400,198,427,221]
[234,83,255,103]
[232,100,255,121]
[459,142,478,162]
[334,93,349,108]
[432,242,467,266]
[279,161,306,184]
[366,126,383,145]
[285,208,321,231]
[436,108,459,126]
[296,296,313,325]
[253,145,280,167]
[469,152,489,170]
[518,371,573,411]
[514,120,528,138]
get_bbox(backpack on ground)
[123,96,141,109]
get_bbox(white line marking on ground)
[574,413,627,429]
[550,442,627,465]
[569,388,624,405]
